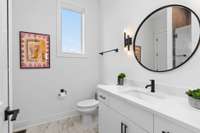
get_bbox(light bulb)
[124,47,128,52]
[127,50,132,56]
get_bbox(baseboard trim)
[14,110,79,132]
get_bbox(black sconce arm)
[124,32,133,50]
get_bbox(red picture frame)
[19,31,50,69]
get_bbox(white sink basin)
[121,89,166,102]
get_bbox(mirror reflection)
[134,5,200,72]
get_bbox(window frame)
[57,1,86,58]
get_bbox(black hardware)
[173,34,178,38]
[99,95,106,100]
[124,32,132,50]
[124,124,128,133]
[5,107,20,121]
[175,54,187,57]
[15,130,26,133]
[121,122,128,133]
[162,131,170,133]
[58,89,67,97]
[60,89,65,93]
[121,123,124,133]
[145,79,155,93]
[60,89,67,94]
[99,48,119,56]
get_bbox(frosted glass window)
[61,9,82,54]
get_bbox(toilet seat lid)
[77,99,99,108]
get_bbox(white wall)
[100,0,200,89]
[12,0,100,130]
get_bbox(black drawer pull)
[99,95,106,100]
[162,131,170,133]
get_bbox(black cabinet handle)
[125,124,128,133]
[121,122,128,133]
[99,95,106,100]
[121,123,124,133]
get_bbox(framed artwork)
[19,31,50,69]
[135,46,141,62]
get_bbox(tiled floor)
[15,115,98,133]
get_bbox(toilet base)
[76,99,99,128]
[81,114,94,128]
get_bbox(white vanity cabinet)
[99,102,148,133]
[98,91,149,133]
[154,115,197,133]
[97,85,200,133]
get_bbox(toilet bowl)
[77,99,99,127]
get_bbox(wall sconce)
[124,32,132,51]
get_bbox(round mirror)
[133,5,200,72]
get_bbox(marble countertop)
[97,84,200,133]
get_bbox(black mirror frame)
[133,4,200,72]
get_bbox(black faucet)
[145,80,155,93]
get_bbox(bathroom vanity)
[97,85,200,133]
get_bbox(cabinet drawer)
[109,94,154,133]
[154,115,197,133]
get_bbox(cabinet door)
[154,115,197,133]
[121,120,147,133]
[99,102,148,133]
[99,102,121,133]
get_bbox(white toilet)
[77,99,99,127]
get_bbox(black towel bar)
[99,48,119,55]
